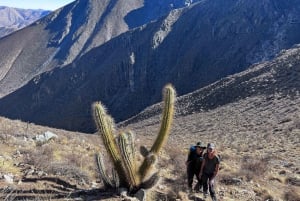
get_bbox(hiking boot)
[193,184,202,193]
[203,192,208,199]
[211,196,217,201]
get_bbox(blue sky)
[0,0,75,10]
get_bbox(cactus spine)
[93,84,176,193]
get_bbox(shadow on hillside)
[68,188,117,200]
[0,187,116,201]
[0,176,117,200]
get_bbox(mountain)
[0,43,299,201]
[0,0,300,132]
[0,0,201,98]
[0,6,50,38]
[122,44,300,126]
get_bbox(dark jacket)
[187,146,204,172]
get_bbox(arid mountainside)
[0,6,50,38]
[1,0,300,132]
[0,44,299,200]
[0,0,200,98]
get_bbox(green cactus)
[93,103,127,185]
[118,131,140,190]
[93,84,176,193]
[139,84,176,178]
[96,153,118,188]
[150,84,175,153]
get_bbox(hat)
[207,143,215,149]
[195,141,206,149]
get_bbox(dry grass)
[0,93,300,200]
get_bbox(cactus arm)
[140,146,149,157]
[93,102,120,162]
[96,153,115,188]
[140,172,160,189]
[150,84,176,154]
[139,154,157,179]
[118,131,140,188]
[112,168,120,188]
[93,102,128,186]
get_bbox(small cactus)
[93,84,176,193]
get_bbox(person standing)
[199,143,220,201]
[185,141,206,192]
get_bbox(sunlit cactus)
[93,84,176,194]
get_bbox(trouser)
[187,165,202,189]
[202,173,216,198]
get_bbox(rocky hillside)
[118,44,300,201]
[0,6,50,38]
[0,0,201,98]
[1,0,300,132]
[0,44,299,200]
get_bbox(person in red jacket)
[199,143,220,201]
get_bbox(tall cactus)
[150,84,176,153]
[93,84,176,193]
[139,84,176,178]
[93,103,127,185]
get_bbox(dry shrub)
[285,176,300,186]
[293,117,300,129]
[45,162,89,182]
[240,156,269,181]
[219,173,243,186]
[163,145,188,196]
[23,144,54,170]
[65,152,84,167]
[253,187,273,200]
[284,187,300,201]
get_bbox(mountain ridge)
[0,0,202,98]
[0,6,50,38]
[0,0,300,132]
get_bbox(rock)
[221,177,243,185]
[37,171,45,177]
[4,174,14,184]
[35,131,58,144]
[25,169,35,176]
[91,182,98,188]
[134,189,146,201]
[119,188,128,197]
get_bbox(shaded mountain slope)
[0,0,200,98]
[0,6,50,38]
[122,44,300,126]
[1,0,300,132]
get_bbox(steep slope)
[0,0,200,98]
[0,0,300,132]
[122,44,300,125]
[119,44,300,201]
[0,6,50,38]
[0,46,299,201]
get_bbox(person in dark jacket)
[186,141,206,192]
[199,143,220,201]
